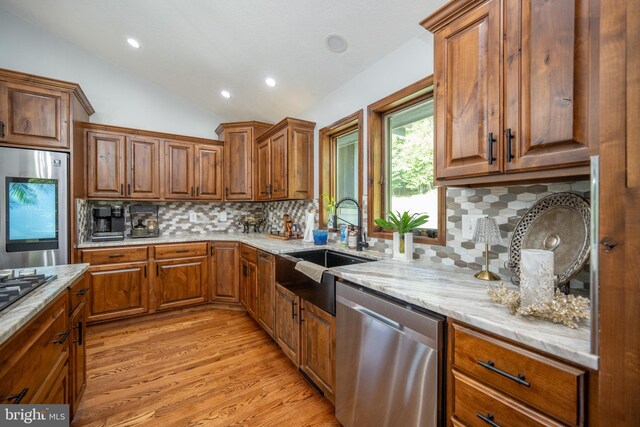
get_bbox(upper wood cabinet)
[164,140,194,199]
[0,69,94,151]
[216,122,272,201]
[126,136,161,199]
[422,0,597,185]
[255,117,315,201]
[87,131,126,198]
[195,145,223,200]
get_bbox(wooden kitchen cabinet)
[216,122,272,200]
[86,131,126,198]
[0,80,69,149]
[257,250,276,337]
[68,274,89,417]
[255,117,315,201]
[0,292,69,405]
[239,244,258,317]
[300,299,336,403]
[447,321,586,427]
[211,242,240,303]
[164,140,194,199]
[275,283,300,367]
[126,135,162,199]
[195,145,224,200]
[422,0,597,185]
[154,256,208,311]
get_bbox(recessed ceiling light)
[326,34,348,53]
[127,38,141,49]
[221,90,231,99]
[265,77,277,87]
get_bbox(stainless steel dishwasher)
[336,281,444,427]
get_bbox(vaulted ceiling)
[0,0,446,122]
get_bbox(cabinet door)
[287,127,313,200]
[433,0,501,179]
[275,284,300,366]
[257,251,275,336]
[126,136,161,199]
[256,139,271,200]
[239,258,249,308]
[300,300,336,403]
[246,261,259,319]
[212,242,239,303]
[224,127,254,200]
[165,140,194,199]
[504,0,594,171]
[270,129,288,199]
[70,301,87,416]
[195,145,224,200]
[0,82,69,149]
[87,262,149,322]
[155,257,208,310]
[86,131,126,198]
[33,362,70,405]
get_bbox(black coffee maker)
[91,206,125,242]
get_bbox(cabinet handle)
[196,186,200,197]
[191,187,195,197]
[300,306,305,322]
[242,264,248,277]
[291,300,297,319]
[0,120,5,138]
[211,246,215,256]
[156,265,159,276]
[487,133,497,165]
[7,387,28,404]
[144,265,147,278]
[108,254,125,258]
[52,330,71,344]
[477,360,530,387]
[175,249,190,253]
[128,183,131,195]
[75,288,89,296]
[73,321,83,345]
[120,183,124,195]
[506,128,514,162]
[477,412,500,427]
[225,187,229,198]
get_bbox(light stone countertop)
[329,260,598,370]
[77,232,597,370]
[0,263,89,346]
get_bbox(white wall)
[298,31,435,197]
[0,8,225,139]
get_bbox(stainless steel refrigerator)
[0,147,69,269]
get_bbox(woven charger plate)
[506,192,590,286]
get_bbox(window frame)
[366,76,446,246]
[318,110,364,228]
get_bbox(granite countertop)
[77,232,597,370]
[0,264,89,346]
[328,260,598,370]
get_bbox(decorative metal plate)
[506,193,590,287]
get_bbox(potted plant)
[374,211,429,260]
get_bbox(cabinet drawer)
[451,323,585,426]
[0,294,69,404]
[452,370,562,427]
[240,243,257,263]
[81,246,148,265]
[68,274,89,313]
[154,242,208,260]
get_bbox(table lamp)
[472,217,503,281]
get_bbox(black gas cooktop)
[0,271,56,312]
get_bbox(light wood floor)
[72,306,340,427]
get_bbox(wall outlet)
[219,211,228,222]
[462,215,484,240]
[189,211,197,223]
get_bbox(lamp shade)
[472,217,504,245]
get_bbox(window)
[367,76,445,245]
[319,110,363,227]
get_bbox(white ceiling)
[0,0,446,123]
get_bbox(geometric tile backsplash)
[76,180,590,295]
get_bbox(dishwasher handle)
[355,305,403,332]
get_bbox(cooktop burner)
[0,271,56,313]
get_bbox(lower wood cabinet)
[154,256,208,311]
[0,292,69,405]
[211,242,239,303]
[68,273,89,417]
[448,321,586,427]
[240,258,258,318]
[257,250,275,337]
[300,299,336,404]
[86,262,149,322]
[274,283,300,366]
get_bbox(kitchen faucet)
[332,197,369,251]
